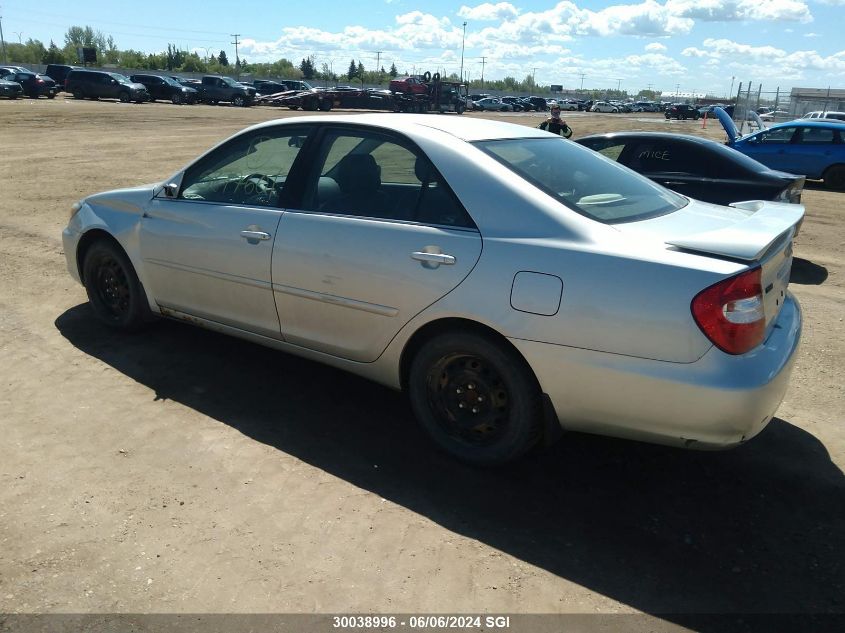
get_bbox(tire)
[824,165,845,191]
[319,99,332,111]
[456,104,465,115]
[408,331,543,466]
[119,92,130,103]
[82,240,152,332]
[664,112,671,119]
[423,71,432,82]
[170,92,181,104]
[73,90,84,100]
[233,95,245,107]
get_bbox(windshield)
[161,76,181,87]
[475,138,687,224]
[222,77,240,87]
[109,73,132,84]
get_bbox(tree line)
[3,24,656,97]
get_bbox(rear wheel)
[73,90,84,99]
[824,165,845,191]
[408,332,543,466]
[319,99,332,111]
[82,240,152,332]
[47,93,56,99]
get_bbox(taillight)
[691,267,765,355]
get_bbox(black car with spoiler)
[575,132,804,206]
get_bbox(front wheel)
[119,92,130,103]
[408,332,543,466]
[171,93,182,105]
[824,165,845,190]
[82,240,152,331]
[233,95,245,107]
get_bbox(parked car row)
[0,66,58,98]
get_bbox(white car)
[62,114,803,465]
[558,100,577,111]
[473,97,512,112]
[591,101,619,113]
[801,111,845,122]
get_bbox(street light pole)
[460,21,466,84]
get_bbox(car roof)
[577,131,720,146]
[249,113,550,142]
[770,119,845,128]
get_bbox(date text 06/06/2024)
[332,615,512,629]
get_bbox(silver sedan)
[62,114,803,465]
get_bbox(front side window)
[759,127,797,144]
[476,137,686,224]
[179,127,313,207]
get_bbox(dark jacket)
[538,117,573,138]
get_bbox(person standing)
[537,104,573,138]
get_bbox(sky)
[2,0,844,96]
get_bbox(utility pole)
[12,30,21,44]
[480,56,486,90]
[460,21,467,84]
[615,78,623,94]
[0,5,7,65]
[230,33,241,78]
[375,50,383,84]
[532,67,537,88]
[578,72,586,92]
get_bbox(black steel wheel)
[119,92,130,103]
[409,331,543,465]
[824,165,845,191]
[171,92,182,104]
[82,240,152,331]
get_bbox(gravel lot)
[0,98,843,632]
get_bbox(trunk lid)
[618,198,803,333]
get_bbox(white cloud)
[680,38,845,81]
[665,0,812,23]
[646,42,668,51]
[804,32,821,37]
[458,3,519,21]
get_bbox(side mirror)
[163,183,178,197]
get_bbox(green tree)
[218,50,229,66]
[42,40,65,64]
[389,62,398,78]
[299,56,315,79]
[346,59,357,81]
[356,61,364,80]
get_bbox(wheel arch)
[398,317,538,392]
[76,228,123,284]
[398,316,563,448]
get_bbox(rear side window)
[302,128,474,228]
[624,140,709,177]
[799,127,835,144]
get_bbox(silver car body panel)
[63,114,803,448]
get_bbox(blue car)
[715,108,845,190]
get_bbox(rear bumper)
[511,293,802,448]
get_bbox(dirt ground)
[0,98,843,632]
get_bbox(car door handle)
[411,251,456,265]
[240,230,271,241]
[663,181,688,186]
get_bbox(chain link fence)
[731,82,845,134]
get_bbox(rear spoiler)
[666,201,804,261]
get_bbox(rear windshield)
[474,138,687,224]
